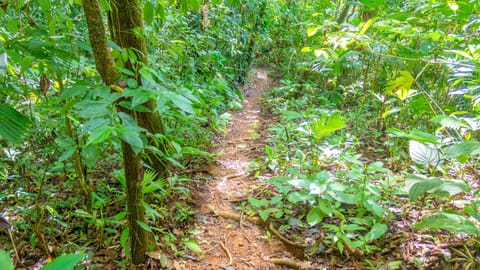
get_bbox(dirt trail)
[182,69,290,269]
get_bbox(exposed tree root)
[209,207,308,249]
[270,258,308,269]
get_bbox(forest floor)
[180,69,298,270]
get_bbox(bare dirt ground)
[180,69,295,270]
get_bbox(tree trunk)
[109,0,170,178]
[82,0,169,264]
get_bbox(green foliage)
[40,253,85,270]
[0,250,13,270]
[0,103,31,144]
[406,174,470,201]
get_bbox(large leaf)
[169,93,195,115]
[310,113,346,140]
[414,212,480,236]
[307,206,324,226]
[387,129,439,144]
[0,103,31,144]
[40,253,85,270]
[143,1,155,25]
[409,140,441,167]
[444,141,480,160]
[384,71,415,100]
[431,115,469,130]
[0,250,13,270]
[406,174,470,201]
[86,126,113,146]
[365,223,388,241]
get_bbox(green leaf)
[136,221,153,233]
[409,140,441,167]
[310,113,346,140]
[406,174,470,201]
[144,1,155,25]
[431,115,469,130]
[307,206,324,226]
[184,240,202,253]
[385,71,415,100]
[248,197,270,208]
[414,212,479,235]
[0,103,31,143]
[117,126,144,154]
[307,26,320,37]
[364,223,388,241]
[169,93,195,114]
[0,250,14,270]
[40,253,85,270]
[120,228,129,250]
[86,126,113,146]
[444,141,480,159]
[408,130,440,144]
[406,174,441,201]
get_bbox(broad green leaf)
[310,113,346,140]
[307,206,324,226]
[414,212,480,235]
[258,209,271,221]
[409,140,441,167]
[40,253,85,270]
[328,190,357,204]
[444,141,480,161]
[385,71,415,100]
[0,250,13,270]
[406,174,469,201]
[248,197,270,208]
[184,240,202,253]
[117,126,144,154]
[364,199,387,218]
[364,223,388,241]
[60,85,88,99]
[431,115,469,130]
[408,130,439,144]
[169,93,195,114]
[144,1,155,25]
[0,103,31,144]
[86,126,113,146]
[406,174,441,201]
[282,110,303,120]
[307,26,320,37]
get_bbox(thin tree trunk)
[82,0,169,264]
[110,0,170,178]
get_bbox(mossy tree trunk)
[82,0,169,264]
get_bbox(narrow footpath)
[182,69,293,269]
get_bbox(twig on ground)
[218,238,233,265]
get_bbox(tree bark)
[82,0,117,85]
[82,0,169,264]
[110,0,170,178]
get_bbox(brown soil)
[179,69,294,270]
